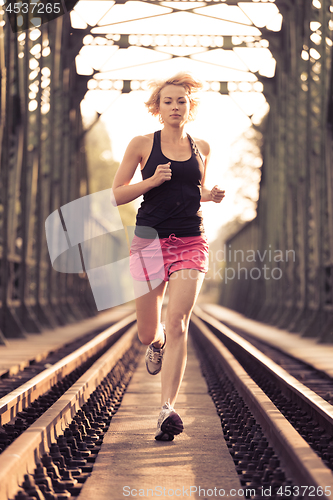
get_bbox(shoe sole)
[146,328,166,376]
[155,431,174,441]
[155,412,184,441]
[145,361,162,375]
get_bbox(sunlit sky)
[73,0,281,241]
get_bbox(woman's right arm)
[112,136,171,206]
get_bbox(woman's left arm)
[197,139,225,203]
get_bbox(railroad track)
[1,306,332,500]
[191,306,333,500]
[0,313,141,500]
[199,307,333,406]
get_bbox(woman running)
[112,73,225,441]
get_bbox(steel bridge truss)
[0,6,94,341]
[1,0,332,342]
[222,0,333,341]
[0,0,282,340]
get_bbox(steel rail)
[190,313,333,500]
[193,306,333,433]
[0,322,138,500]
[0,313,136,426]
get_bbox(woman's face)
[158,85,190,126]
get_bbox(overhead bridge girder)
[98,33,263,50]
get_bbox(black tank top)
[135,130,205,238]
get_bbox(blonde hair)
[145,72,203,121]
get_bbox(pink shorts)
[130,233,209,282]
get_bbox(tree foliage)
[226,126,263,222]
[84,119,136,228]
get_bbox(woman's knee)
[166,313,188,339]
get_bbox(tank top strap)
[186,133,204,165]
[154,130,162,150]
[154,130,160,142]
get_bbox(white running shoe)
[155,402,184,441]
[145,325,166,375]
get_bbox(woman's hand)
[112,136,173,205]
[151,162,172,187]
[210,185,225,203]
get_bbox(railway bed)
[0,305,332,500]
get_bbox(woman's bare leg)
[161,269,205,407]
[134,279,167,346]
